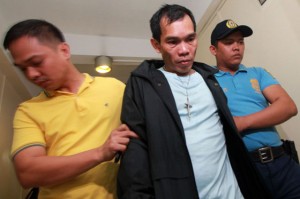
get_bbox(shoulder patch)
[250,79,261,93]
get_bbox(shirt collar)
[43,73,94,97]
[214,64,247,77]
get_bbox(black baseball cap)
[211,19,253,45]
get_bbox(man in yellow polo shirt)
[3,19,137,199]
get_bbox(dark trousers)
[254,154,300,199]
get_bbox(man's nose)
[26,67,40,80]
[178,42,189,55]
[233,42,240,50]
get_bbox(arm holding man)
[3,19,137,199]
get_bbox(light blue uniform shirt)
[214,64,282,151]
[160,68,243,199]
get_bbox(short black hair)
[150,4,196,43]
[3,19,65,49]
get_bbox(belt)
[250,145,285,163]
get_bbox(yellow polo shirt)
[12,74,125,199]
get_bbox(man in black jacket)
[117,4,271,199]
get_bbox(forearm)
[235,98,297,132]
[14,147,107,188]
[14,124,137,188]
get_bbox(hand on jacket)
[99,124,138,162]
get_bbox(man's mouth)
[178,59,191,65]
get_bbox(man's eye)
[224,41,233,45]
[31,61,42,67]
[20,67,27,72]
[187,37,195,43]
[167,40,177,45]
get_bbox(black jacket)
[117,60,271,199]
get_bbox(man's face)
[8,36,70,91]
[151,15,198,75]
[210,31,245,71]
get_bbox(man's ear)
[150,38,161,54]
[59,42,71,59]
[209,45,217,56]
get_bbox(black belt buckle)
[258,147,273,163]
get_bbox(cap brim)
[217,25,253,40]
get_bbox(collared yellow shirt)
[12,73,125,199]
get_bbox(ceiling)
[0,0,217,95]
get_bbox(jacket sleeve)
[117,77,155,199]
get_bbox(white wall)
[0,70,23,199]
[0,49,31,199]
[196,0,300,152]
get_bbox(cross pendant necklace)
[162,66,193,120]
[184,95,192,120]
[178,75,192,120]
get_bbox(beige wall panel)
[0,73,23,199]
[196,0,300,152]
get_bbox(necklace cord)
[177,75,192,120]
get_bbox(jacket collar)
[130,60,218,139]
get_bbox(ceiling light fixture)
[95,56,112,74]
